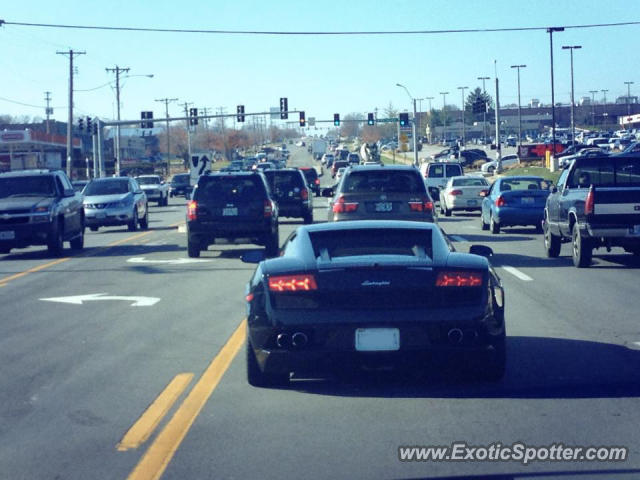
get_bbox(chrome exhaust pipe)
[276,333,291,349]
[291,332,308,348]
[447,328,463,345]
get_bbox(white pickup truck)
[135,175,170,206]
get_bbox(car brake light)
[187,200,197,220]
[408,198,434,212]
[264,200,273,217]
[301,188,309,200]
[245,293,254,302]
[268,274,318,292]
[332,195,359,213]
[585,187,594,215]
[436,271,483,287]
[449,189,463,196]
[314,179,320,185]
[496,195,506,207]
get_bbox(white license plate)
[466,200,478,206]
[0,230,15,240]
[355,328,400,352]
[521,197,534,204]
[375,202,393,212]
[222,207,238,216]
[630,225,640,235]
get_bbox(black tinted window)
[0,176,56,198]
[446,164,463,176]
[568,158,640,187]
[264,171,305,192]
[310,228,433,259]
[172,175,190,184]
[196,176,265,201]
[136,177,160,185]
[342,170,426,194]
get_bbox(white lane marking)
[501,266,533,282]
[127,257,211,265]
[450,235,468,242]
[177,225,187,233]
[41,293,160,307]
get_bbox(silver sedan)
[439,175,489,217]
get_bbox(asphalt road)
[2,145,640,480]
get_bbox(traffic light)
[141,111,153,128]
[333,113,340,126]
[399,112,409,127]
[78,117,84,131]
[367,113,375,126]
[299,111,306,127]
[93,121,98,135]
[237,105,245,122]
[86,117,92,133]
[472,99,487,114]
[189,108,198,126]
[280,97,288,119]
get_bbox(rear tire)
[543,218,561,258]
[128,209,138,232]
[265,229,279,257]
[139,207,149,230]
[572,223,592,268]
[70,228,84,251]
[490,213,500,234]
[187,239,200,258]
[480,212,489,231]
[444,206,452,217]
[246,339,289,387]
[90,226,99,232]
[303,211,313,224]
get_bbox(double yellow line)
[124,320,247,480]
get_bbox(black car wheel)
[265,229,279,257]
[187,239,200,258]
[47,220,64,257]
[90,226,99,232]
[70,228,84,251]
[303,211,314,224]
[444,205,452,217]
[480,212,489,231]
[543,218,561,258]
[490,213,500,234]
[139,207,149,230]
[246,340,289,387]
[128,209,138,232]
[572,223,592,268]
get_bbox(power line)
[2,19,640,35]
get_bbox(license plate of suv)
[0,230,15,240]
[222,207,238,216]
[355,328,400,351]
[375,202,393,212]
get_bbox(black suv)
[0,169,85,256]
[170,173,193,198]
[262,169,314,224]
[298,167,321,196]
[186,171,279,258]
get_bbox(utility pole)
[105,65,130,176]
[561,46,580,147]
[624,81,634,116]
[155,97,178,175]
[477,76,490,143]
[457,86,468,147]
[217,107,227,159]
[547,27,564,152]
[44,91,53,135]
[494,59,502,171]
[183,101,194,167]
[57,49,86,178]
[440,92,449,143]
[425,96,434,143]
[510,65,526,148]
[589,90,598,127]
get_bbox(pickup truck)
[0,169,85,257]
[543,154,640,267]
[135,175,169,206]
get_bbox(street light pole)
[561,46,581,148]
[601,89,609,106]
[547,27,564,151]
[425,96,434,143]
[440,92,449,143]
[457,86,468,146]
[155,97,179,176]
[510,65,526,148]
[478,76,490,143]
[589,90,598,127]
[625,81,634,116]
[396,83,419,166]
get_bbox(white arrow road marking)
[127,257,211,265]
[501,266,533,282]
[40,293,160,307]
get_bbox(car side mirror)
[241,250,266,263]
[64,188,75,197]
[321,187,334,197]
[469,245,493,257]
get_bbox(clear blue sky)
[0,0,637,127]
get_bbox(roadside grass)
[210,160,230,171]
[501,165,561,184]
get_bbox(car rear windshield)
[452,177,488,187]
[310,228,433,259]
[0,176,56,198]
[136,177,160,185]
[264,171,305,192]
[333,161,349,169]
[568,158,640,187]
[300,169,318,180]
[342,170,426,194]
[195,176,266,201]
[84,179,129,196]
[500,178,545,191]
[428,164,463,178]
[172,175,189,184]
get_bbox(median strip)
[117,373,194,451]
[126,319,246,480]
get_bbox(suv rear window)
[263,171,305,192]
[172,174,190,184]
[195,176,266,201]
[300,169,318,181]
[568,157,640,187]
[342,170,426,194]
[428,164,463,178]
[310,228,433,259]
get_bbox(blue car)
[480,176,550,234]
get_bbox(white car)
[480,154,519,173]
[135,175,169,206]
[439,175,489,216]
